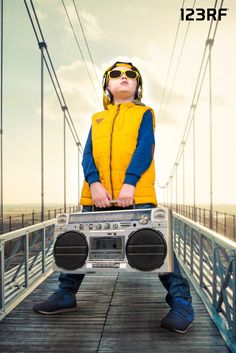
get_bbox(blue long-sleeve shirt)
[82,109,155,187]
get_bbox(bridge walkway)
[0,270,231,353]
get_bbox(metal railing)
[0,205,80,234]
[165,204,236,241]
[1,206,236,353]
[173,211,236,353]
[0,219,56,320]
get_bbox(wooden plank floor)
[0,269,231,353]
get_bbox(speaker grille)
[53,231,88,270]
[126,228,167,271]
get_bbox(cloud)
[57,3,105,42]
[34,59,105,145]
[79,10,106,41]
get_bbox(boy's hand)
[117,183,135,207]
[90,181,112,208]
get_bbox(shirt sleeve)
[81,126,101,186]
[124,110,155,187]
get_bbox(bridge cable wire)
[30,0,84,154]
[24,0,84,156]
[0,0,3,231]
[158,0,196,127]
[157,0,185,125]
[61,0,102,109]
[157,0,223,189]
[72,0,101,100]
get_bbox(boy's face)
[107,66,138,102]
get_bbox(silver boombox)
[52,206,173,274]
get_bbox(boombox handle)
[92,199,135,211]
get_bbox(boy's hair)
[102,61,143,109]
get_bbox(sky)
[2,0,236,208]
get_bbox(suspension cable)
[157,0,185,124]
[72,0,101,98]
[158,0,196,126]
[61,0,101,109]
[24,0,83,155]
[158,0,224,189]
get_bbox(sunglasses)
[108,69,139,80]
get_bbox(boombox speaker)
[53,206,173,274]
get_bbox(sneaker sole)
[161,322,192,334]
[34,307,78,315]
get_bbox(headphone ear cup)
[102,75,106,90]
[105,88,113,101]
[138,86,142,99]
[103,88,113,108]
[135,85,142,100]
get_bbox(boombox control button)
[113,223,118,229]
[89,224,93,229]
[104,223,110,229]
[96,223,102,229]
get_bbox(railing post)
[178,220,181,257]
[216,211,218,233]
[0,218,2,235]
[212,243,217,308]
[24,233,29,288]
[224,212,226,236]
[173,217,176,251]
[21,214,24,228]
[32,211,35,225]
[9,216,11,232]
[42,227,45,273]
[0,239,5,316]
[190,228,194,274]
[233,215,236,242]
[232,252,236,339]
[183,223,186,264]
[199,233,203,287]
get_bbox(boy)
[33,61,194,334]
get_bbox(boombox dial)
[126,228,167,271]
[54,231,88,270]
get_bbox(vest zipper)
[110,104,121,199]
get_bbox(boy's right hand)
[90,181,112,208]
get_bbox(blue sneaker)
[160,297,194,334]
[33,289,77,315]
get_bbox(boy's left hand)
[117,183,135,207]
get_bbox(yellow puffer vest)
[80,101,158,206]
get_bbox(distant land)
[3,203,79,216]
[191,204,236,215]
[3,203,236,216]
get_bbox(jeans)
[58,203,192,306]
